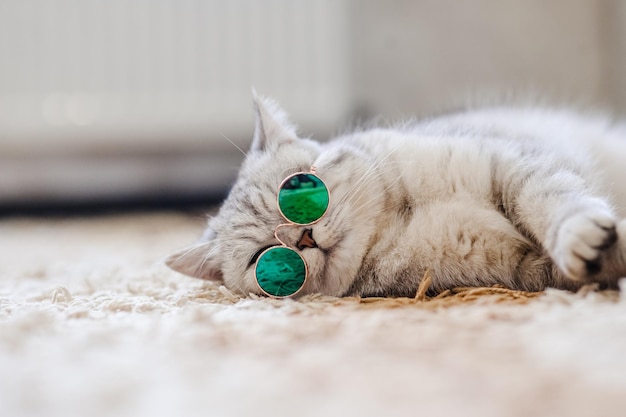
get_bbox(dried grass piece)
[414,269,432,301]
[354,273,544,309]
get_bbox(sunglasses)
[254,167,329,298]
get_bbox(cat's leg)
[497,157,626,286]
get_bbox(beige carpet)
[2,212,626,417]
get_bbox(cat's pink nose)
[296,228,317,250]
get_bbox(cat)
[166,93,626,297]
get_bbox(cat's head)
[166,94,382,297]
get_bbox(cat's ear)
[165,229,223,282]
[251,91,298,152]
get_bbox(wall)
[351,0,626,119]
[2,1,626,208]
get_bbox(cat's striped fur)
[167,95,626,297]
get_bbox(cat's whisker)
[352,200,410,220]
[347,147,407,196]
[337,155,409,208]
[335,146,403,207]
[335,168,388,209]
[220,132,248,157]
[352,163,413,213]
[166,238,227,278]
[170,239,218,262]
[197,241,229,274]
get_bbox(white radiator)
[0,0,351,151]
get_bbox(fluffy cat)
[167,94,626,297]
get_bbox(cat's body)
[167,96,626,297]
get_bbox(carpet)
[2,212,626,417]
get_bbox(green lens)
[278,173,329,224]
[255,247,306,297]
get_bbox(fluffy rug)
[2,212,626,417]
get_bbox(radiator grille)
[0,0,351,148]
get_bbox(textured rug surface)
[2,212,626,417]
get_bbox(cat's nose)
[296,228,317,250]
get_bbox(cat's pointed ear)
[165,229,223,282]
[251,91,298,152]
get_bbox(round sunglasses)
[254,167,329,298]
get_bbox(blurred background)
[1,0,626,215]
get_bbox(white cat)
[167,94,626,297]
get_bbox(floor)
[1,212,626,417]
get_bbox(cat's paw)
[551,210,618,280]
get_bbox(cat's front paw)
[550,210,618,280]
